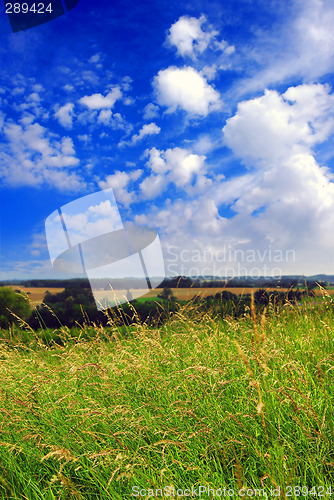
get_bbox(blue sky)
[1,0,334,280]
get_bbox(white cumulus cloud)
[131,122,161,144]
[153,66,221,116]
[54,103,75,129]
[98,109,112,125]
[223,84,334,165]
[167,15,217,60]
[134,84,334,276]
[140,147,208,199]
[0,120,83,190]
[78,87,122,110]
[98,169,143,207]
[217,83,334,271]
[143,103,159,120]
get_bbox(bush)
[0,287,32,328]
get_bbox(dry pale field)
[6,286,65,305]
[148,286,333,299]
[143,287,292,300]
[92,286,330,302]
[5,285,331,306]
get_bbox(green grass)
[0,299,333,499]
[132,296,165,304]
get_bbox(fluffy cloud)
[167,15,217,59]
[61,199,123,245]
[96,110,130,131]
[16,89,46,118]
[140,147,207,199]
[191,134,217,154]
[88,53,101,64]
[97,109,112,125]
[134,196,226,261]
[143,103,159,120]
[163,147,206,186]
[98,169,143,207]
[0,120,83,190]
[218,83,334,271]
[134,84,334,276]
[119,122,161,147]
[63,84,74,93]
[131,122,161,144]
[54,103,75,129]
[12,87,25,96]
[78,87,122,110]
[223,84,334,164]
[167,15,234,61]
[153,66,221,116]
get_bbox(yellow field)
[5,285,331,306]
[92,286,326,302]
[141,286,333,300]
[6,286,65,305]
[143,287,292,300]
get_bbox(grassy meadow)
[0,296,333,498]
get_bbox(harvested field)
[5,286,65,305]
[149,286,332,299]
[92,286,323,302]
[4,285,330,307]
[145,287,291,300]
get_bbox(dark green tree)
[158,287,175,301]
[0,287,32,329]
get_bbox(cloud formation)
[154,66,221,116]
[223,84,334,165]
[78,87,122,110]
[98,169,143,207]
[137,84,334,275]
[167,15,217,60]
[54,103,75,129]
[237,0,334,96]
[130,122,161,144]
[140,147,208,199]
[0,120,83,190]
[143,103,159,120]
[167,15,234,61]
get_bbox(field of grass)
[0,298,333,498]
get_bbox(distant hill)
[1,274,333,289]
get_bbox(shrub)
[0,287,32,328]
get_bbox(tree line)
[0,284,316,331]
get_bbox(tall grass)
[0,297,333,499]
